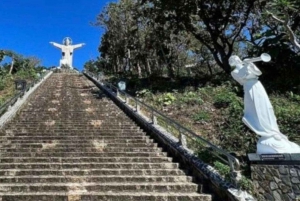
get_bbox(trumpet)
[243,53,271,64]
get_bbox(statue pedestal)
[248,153,300,201]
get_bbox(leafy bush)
[238,176,254,192]
[136,89,153,98]
[271,95,300,142]
[192,111,210,121]
[157,93,176,106]
[180,91,204,105]
[213,161,230,178]
[213,90,238,109]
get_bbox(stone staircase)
[0,73,212,201]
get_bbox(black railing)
[84,70,241,185]
[0,71,51,116]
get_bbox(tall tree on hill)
[141,0,258,73]
[96,0,196,78]
[265,0,300,50]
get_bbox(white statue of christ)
[50,37,85,69]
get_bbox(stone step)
[0,192,211,201]
[0,182,198,193]
[2,128,143,132]
[0,162,178,169]
[0,157,172,163]
[0,139,153,144]
[0,73,212,201]
[13,117,131,120]
[17,112,127,115]
[0,147,162,153]
[0,152,167,157]
[7,121,139,125]
[1,136,149,140]
[17,110,127,114]
[0,143,158,149]
[0,169,186,176]
[10,121,135,124]
[15,113,129,116]
[1,133,148,138]
[13,110,126,114]
[4,126,142,130]
[0,175,192,183]
[2,129,144,133]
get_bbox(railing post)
[151,110,157,125]
[179,127,187,148]
[135,99,140,113]
[228,158,242,188]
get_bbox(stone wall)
[249,153,300,201]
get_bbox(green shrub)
[136,89,152,98]
[213,90,238,109]
[238,176,254,192]
[192,111,210,121]
[157,93,176,106]
[213,161,230,177]
[271,95,300,142]
[180,91,204,105]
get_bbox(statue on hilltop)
[50,37,85,69]
[229,53,300,154]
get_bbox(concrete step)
[0,169,186,176]
[0,143,158,149]
[0,182,198,193]
[0,152,167,157]
[0,175,192,183]
[1,130,145,135]
[0,162,178,169]
[0,139,153,144]
[1,136,149,141]
[0,73,212,200]
[0,192,211,201]
[0,144,162,153]
[0,157,172,163]
[4,126,142,130]
[2,128,143,132]
[2,133,147,137]
[10,121,135,124]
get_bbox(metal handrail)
[84,70,241,184]
[0,71,50,116]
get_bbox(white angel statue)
[229,54,300,154]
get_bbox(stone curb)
[0,72,53,129]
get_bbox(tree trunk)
[137,61,142,78]
[146,59,152,76]
[9,59,14,75]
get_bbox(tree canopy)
[90,0,300,92]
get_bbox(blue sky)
[0,0,112,71]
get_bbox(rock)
[290,168,297,177]
[273,190,282,201]
[279,166,288,175]
[281,176,292,187]
[291,177,300,184]
[270,182,278,190]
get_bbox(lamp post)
[118,81,126,91]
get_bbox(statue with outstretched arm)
[229,54,300,154]
[50,37,85,69]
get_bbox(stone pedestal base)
[248,153,300,201]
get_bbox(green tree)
[141,0,258,73]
